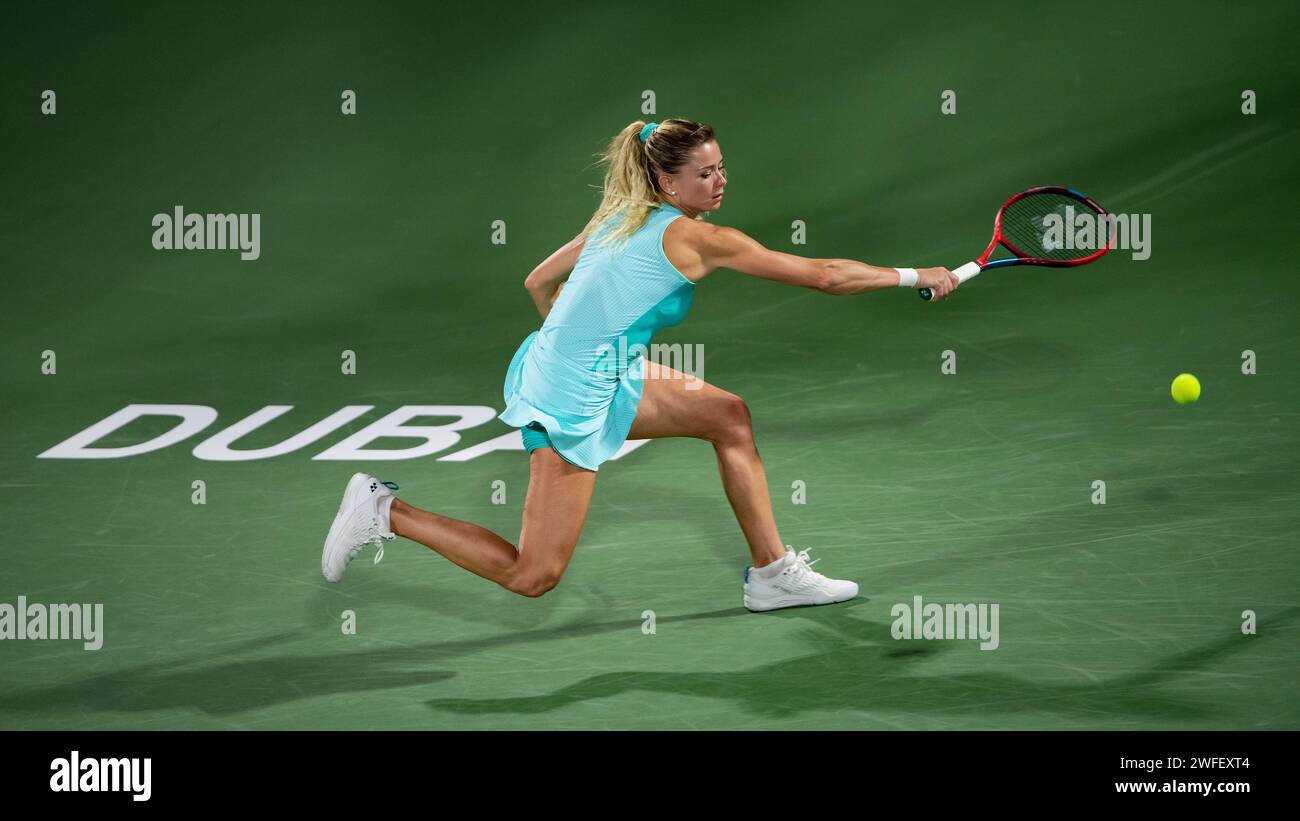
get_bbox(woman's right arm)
[524,232,587,318]
[697,224,958,300]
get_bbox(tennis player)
[322,118,958,611]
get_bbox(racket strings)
[1001,193,1105,261]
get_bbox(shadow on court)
[0,606,758,717]
[425,607,1300,720]
[2,602,1290,724]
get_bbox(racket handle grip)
[919,261,982,301]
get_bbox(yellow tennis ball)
[1171,373,1201,405]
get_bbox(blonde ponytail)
[583,118,716,246]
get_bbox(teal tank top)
[498,202,695,470]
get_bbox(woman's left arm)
[525,232,586,318]
[695,223,955,297]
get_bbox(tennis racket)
[920,186,1112,300]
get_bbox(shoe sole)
[743,590,856,612]
[321,473,369,582]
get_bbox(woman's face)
[662,140,726,213]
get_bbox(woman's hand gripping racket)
[919,186,1112,300]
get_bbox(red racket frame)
[979,185,1113,268]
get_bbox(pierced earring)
[670,190,677,195]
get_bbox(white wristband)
[895,267,918,288]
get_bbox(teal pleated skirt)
[498,330,646,471]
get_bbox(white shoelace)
[369,514,395,565]
[783,546,829,588]
[366,480,399,565]
[343,511,395,568]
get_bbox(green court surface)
[1,1,1297,730]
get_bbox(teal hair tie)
[639,122,659,143]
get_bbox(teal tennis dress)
[498,203,696,470]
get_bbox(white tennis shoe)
[743,546,859,612]
[321,472,399,583]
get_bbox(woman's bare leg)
[626,364,787,568]
[389,447,597,596]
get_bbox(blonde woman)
[322,118,958,611]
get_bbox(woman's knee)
[506,569,564,598]
[504,571,561,597]
[712,393,754,445]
